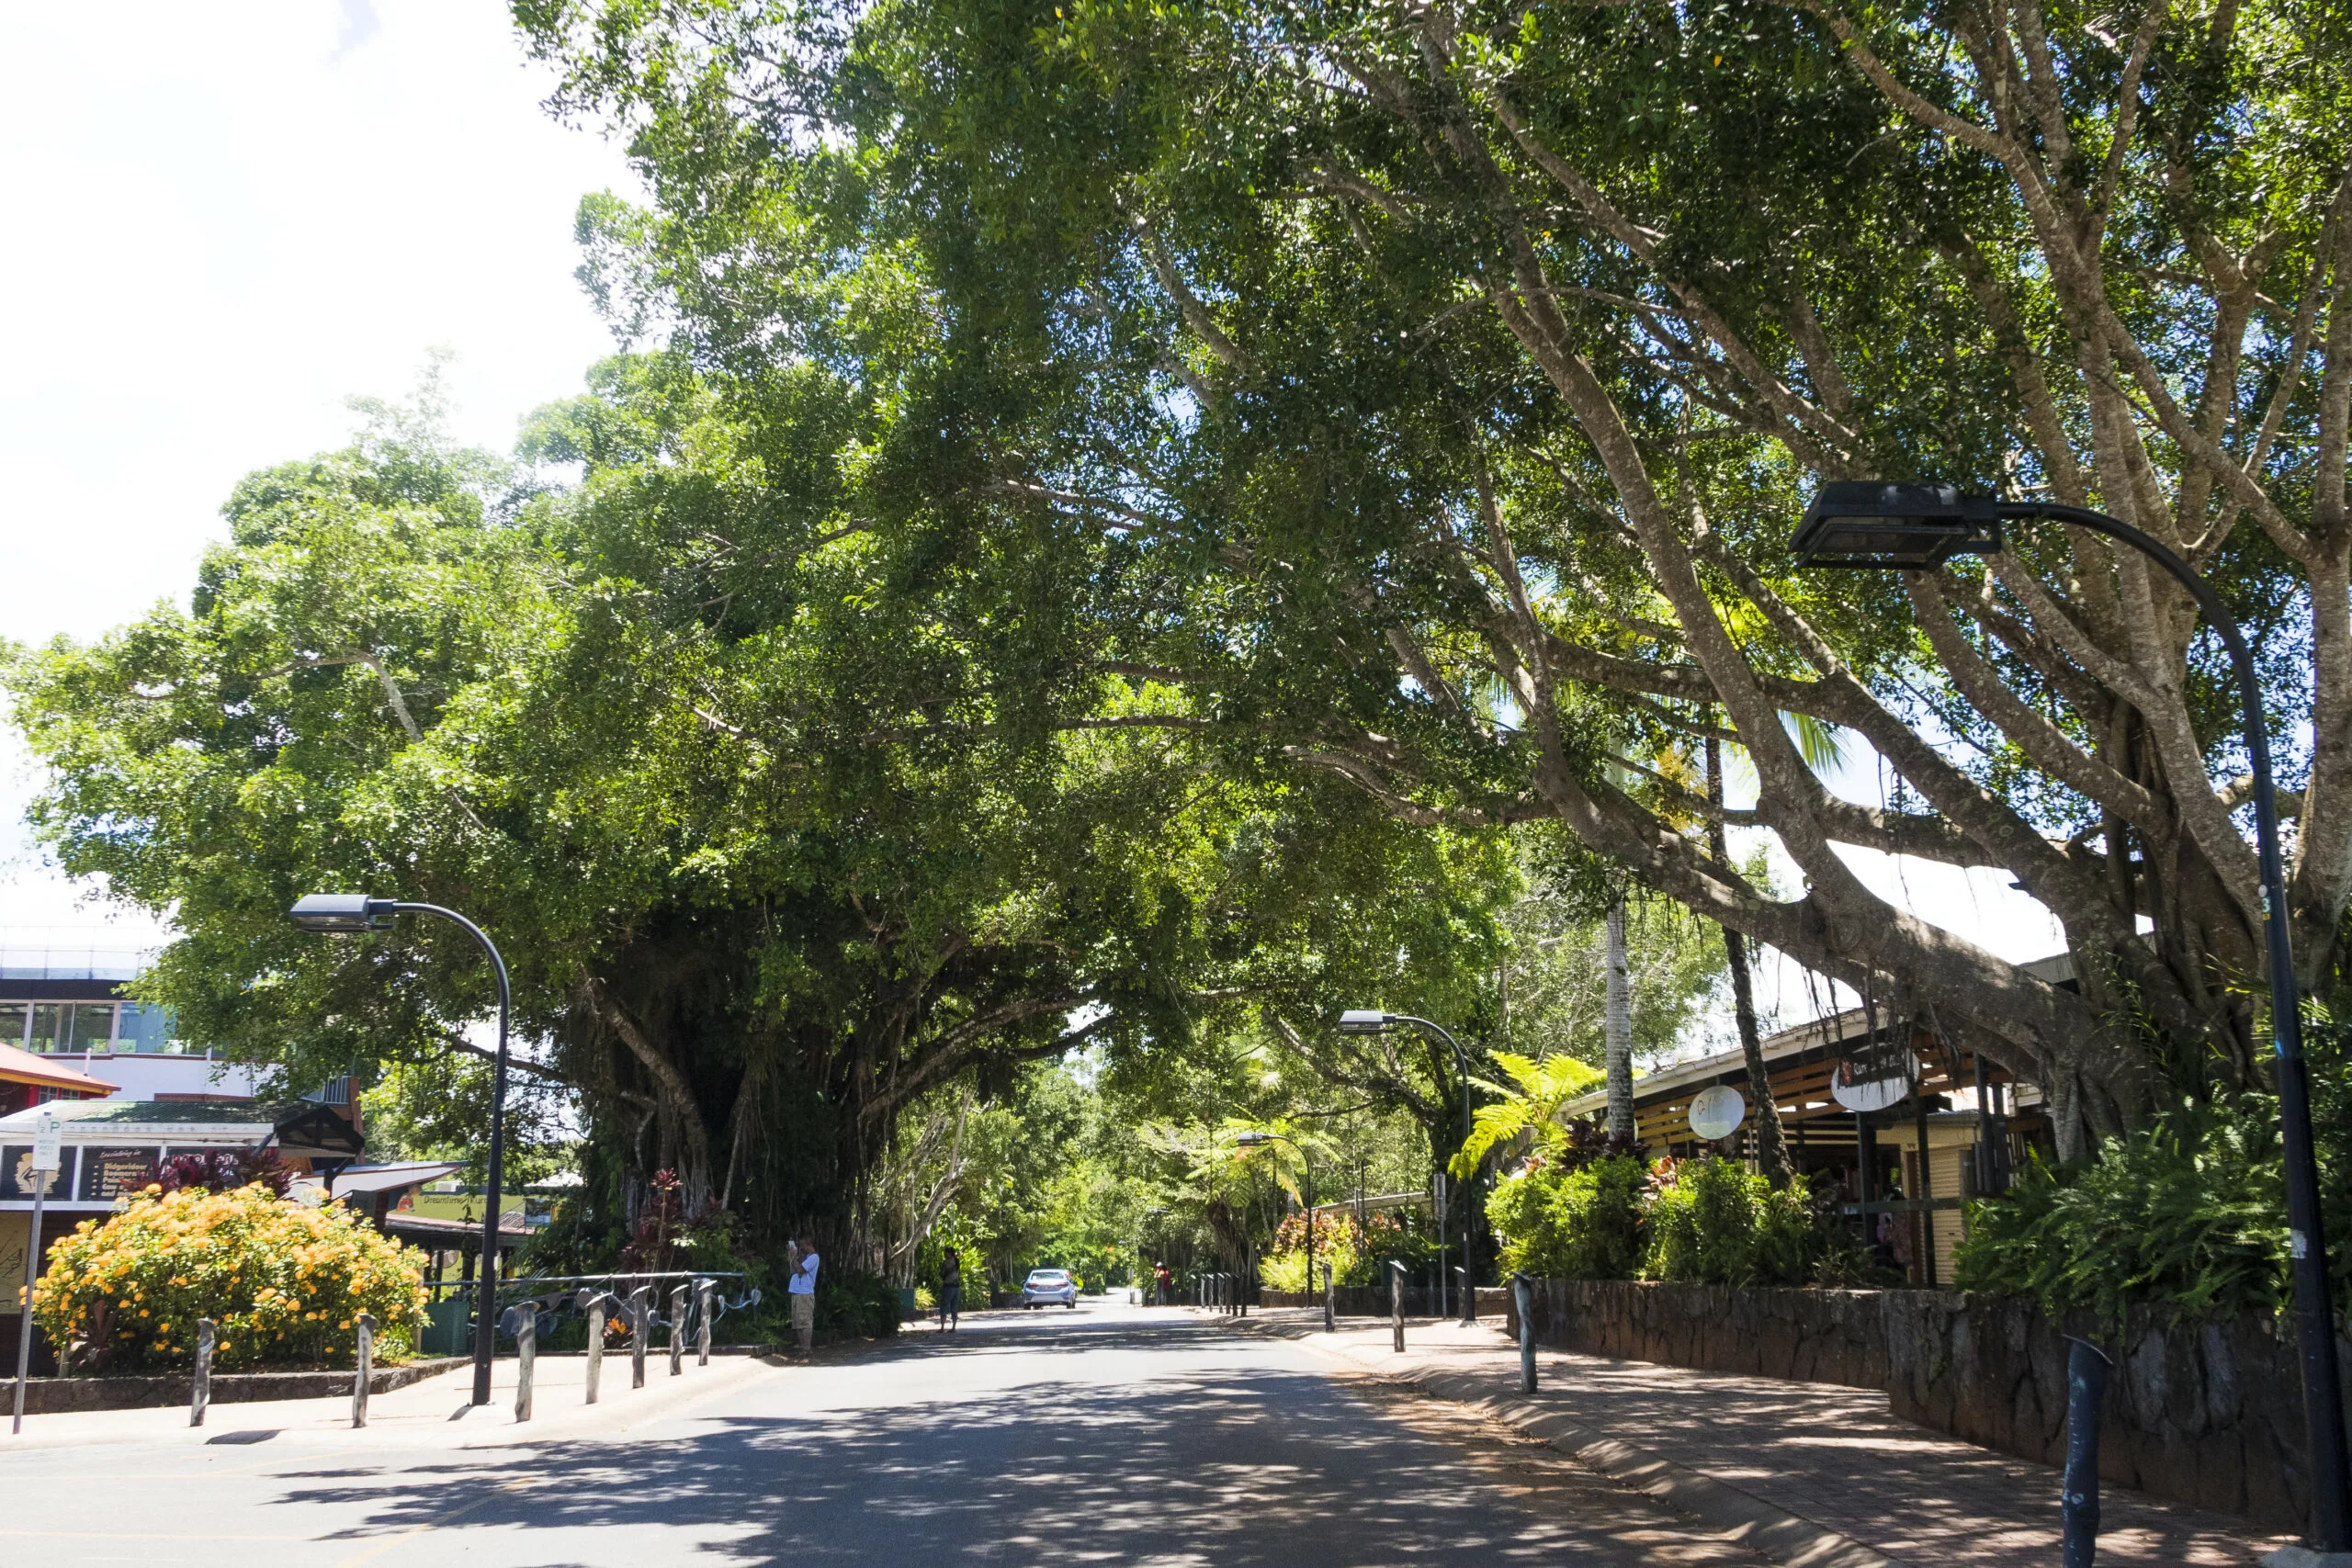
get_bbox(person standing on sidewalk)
[787,1239,820,1352]
[938,1247,963,1332]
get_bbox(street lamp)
[1790,482,2351,1551]
[1338,1010,1476,1316]
[1235,1132,1329,1331]
[288,893,514,1408]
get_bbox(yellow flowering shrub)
[30,1183,427,1373]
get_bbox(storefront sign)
[1832,1032,1917,1113]
[77,1145,161,1203]
[1689,1084,1746,1142]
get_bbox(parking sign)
[30,1111,60,1174]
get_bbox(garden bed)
[10,1355,469,1415]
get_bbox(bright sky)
[0,3,2071,1023]
[1,1,636,945]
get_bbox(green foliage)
[813,1266,902,1343]
[1487,1155,1647,1281]
[1956,1007,2352,1325]
[1643,1156,1858,1288]
[1455,1052,1604,1175]
[1258,1210,1362,1293]
[1491,1150,1853,1288]
[1954,1101,2294,1326]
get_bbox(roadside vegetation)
[6,0,2350,1335]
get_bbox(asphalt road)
[0,1301,1761,1565]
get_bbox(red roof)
[0,1043,118,1097]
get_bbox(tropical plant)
[1453,1052,1605,1175]
[1954,1101,2304,1326]
[1259,1209,1363,1292]
[31,1183,426,1373]
[149,1147,293,1199]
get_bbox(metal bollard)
[1387,1259,1406,1354]
[1321,1261,1335,1334]
[2062,1337,2111,1568]
[1456,1266,1474,1326]
[669,1285,688,1376]
[697,1280,714,1367]
[510,1304,537,1422]
[353,1312,377,1427]
[629,1286,651,1389]
[579,1290,614,1404]
[190,1318,216,1427]
[1512,1274,1536,1394]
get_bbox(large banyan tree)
[519,0,2352,1155]
[8,360,1498,1255]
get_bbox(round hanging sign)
[1688,1084,1746,1142]
[1830,1040,1916,1113]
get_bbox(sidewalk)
[0,1345,791,1454]
[1235,1308,2294,1568]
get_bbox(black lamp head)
[288,893,400,933]
[1234,1130,1274,1148]
[1791,482,2003,570]
[1336,1009,1395,1035]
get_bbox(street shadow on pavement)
[254,1312,1747,1566]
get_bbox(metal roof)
[0,1043,119,1097]
[0,1099,365,1161]
[1562,952,2076,1119]
[332,1161,462,1197]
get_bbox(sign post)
[12,1110,62,1434]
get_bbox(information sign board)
[77,1145,161,1204]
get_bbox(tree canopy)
[514,0,2352,1155]
[7,357,1570,1254]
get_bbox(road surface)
[1,1301,1763,1565]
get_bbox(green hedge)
[1489,1153,1861,1288]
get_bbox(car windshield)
[1027,1270,1069,1283]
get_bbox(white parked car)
[1021,1268,1079,1308]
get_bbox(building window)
[62,1003,116,1051]
[114,1002,185,1054]
[0,998,187,1055]
[307,1077,354,1105]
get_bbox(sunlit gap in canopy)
[1715,712,2066,1035]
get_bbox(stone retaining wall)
[13,1355,467,1415]
[1504,1280,2345,1531]
[1261,1285,1512,1320]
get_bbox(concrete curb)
[8,1355,469,1415]
[1238,1313,1899,1568]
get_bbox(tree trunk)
[1707,736,1792,1188]
[1605,897,1634,1141]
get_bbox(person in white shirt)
[786,1239,820,1352]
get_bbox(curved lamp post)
[1234,1131,1328,1331]
[288,893,512,1408]
[1791,481,2349,1551]
[1338,1010,1476,1313]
